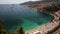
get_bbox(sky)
[0,0,41,4]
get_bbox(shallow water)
[0,4,54,32]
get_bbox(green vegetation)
[18,26,25,34]
[0,20,2,34]
[44,2,60,12]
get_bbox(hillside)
[20,0,60,5]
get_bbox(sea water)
[0,4,54,32]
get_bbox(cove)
[0,4,54,32]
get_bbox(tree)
[18,26,25,34]
[0,19,6,34]
[0,19,3,34]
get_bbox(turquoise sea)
[0,4,54,32]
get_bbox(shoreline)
[25,22,51,34]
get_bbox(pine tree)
[18,26,25,34]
